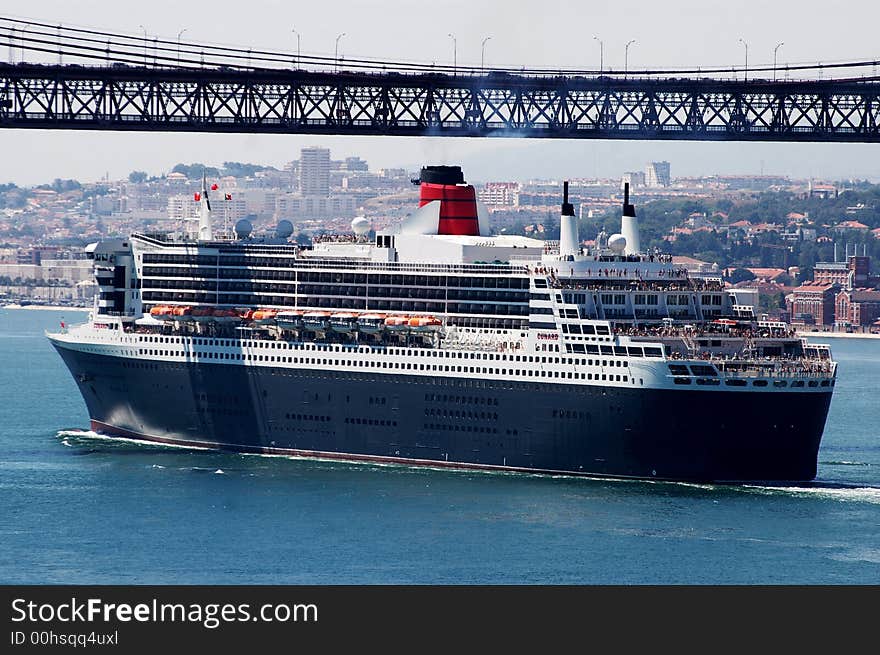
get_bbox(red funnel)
[418,166,480,236]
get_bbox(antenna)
[197,170,213,241]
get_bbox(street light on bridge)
[448,33,457,75]
[291,28,301,69]
[738,37,749,81]
[138,25,148,66]
[773,42,785,81]
[625,39,636,78]
[177,29,188,67]
[335,32,346,73]
[593,35,603,73]
[481,36,492,74]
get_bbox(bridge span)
[2,63,879,142]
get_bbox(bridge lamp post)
[481,36,491,74]
[773,42,784,81]
[624,39,636,78]
[738,37,749,81]
[8,27,15,65]
[177,29,187,67]
[448,33,457,75]
[19,23,29,64]
[291,28,301,69]
[593,36,603,73]
[138,25,148,66]
[335,32,345,73]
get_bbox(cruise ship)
[48,166,836,482]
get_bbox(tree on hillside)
[727,268,756,284]
[171,163,220,179]
[128,171,148,183]
[222,162,271,178]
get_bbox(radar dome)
[608,233,627,254]
[234,219,253,239]
[275,219,294,239]
[351,216,370,236]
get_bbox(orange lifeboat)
[212,308,240,323]
[191,306,215,323]
[384,315,410,332]
[238,309,255,321]
[251,309,278,325]
[357,313,386,334]
[408,316,442,333]
[149,305,174,321]
[171,306,193,321]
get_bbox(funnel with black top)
[620,182,640,255]
[559,180,579,258]
[417,165,480,236]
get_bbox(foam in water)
[56,429,210,452]
[740,483,880,505]
[54,431,880,504]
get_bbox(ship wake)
[56,429,209,453]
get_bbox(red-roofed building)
[745,267,788,283]
[834,220,870,232]
[835,288,880,326]
[813,256,872,287]
[786,283,838,325]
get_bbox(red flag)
[194,192,201,201]
[224,193,232,200]
[211,183,218,191]
[60,321,65,328]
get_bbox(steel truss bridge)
[2,63,879,142]
[0,15,879,142]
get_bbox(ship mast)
[198,171,214,242]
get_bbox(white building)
[621,171,646,188]
[300,147,331,196]
[478,182,521,207]
[645,161,671,187]
[275,194,358,220]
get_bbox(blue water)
[1,308,879,584]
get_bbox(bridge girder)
[1,64,880,142]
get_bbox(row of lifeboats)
[148,305,443,334]
[149,305,240,323]
[279,310,443,334]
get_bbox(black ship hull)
[54,345,832,482]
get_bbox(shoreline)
[798,331,880,341]
[2,304,89,312]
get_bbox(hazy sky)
[2,0,880,185]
